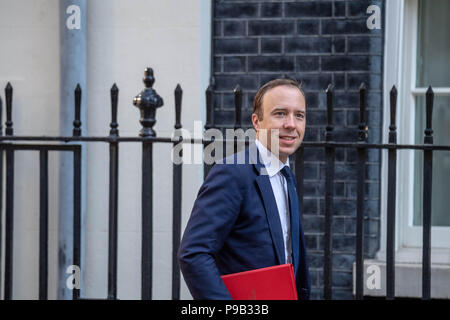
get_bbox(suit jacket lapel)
[255,176,285,265]
[249,143,309,292]
[248,141,286,266]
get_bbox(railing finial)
[205,85,214,131]
[133,68,164,137]
[5,82,13,136]
[325,84,334,142]
[174,84,182,130]
[424,86,434,144]
[389,85,397,143]
[143,67,155,88]
[73,84,82,137]
[358,82,368,142]
[234,84,242,130]
[110,83,119,136]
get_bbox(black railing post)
[4,145,14,300]
[422,86,434,300]
[172,84,183,300]
[39,149,49,300]
[4,83,14,299]
[204,85,214,179]
[72,84,83,300]
[65,83,83,300]
[141,135,153,300]
[355,83,368,300]
[386,85,397,300]
[107,84,119,300]
[73,146,82,301]
[133,68,163,300]
[324,84,334,300]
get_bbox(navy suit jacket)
[178,143,310,300]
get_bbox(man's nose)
[284,114,295,128]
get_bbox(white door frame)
[378,0,450,264]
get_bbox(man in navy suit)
[178,78,310,300]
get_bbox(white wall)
[0,0,61,299]
[84,0,209,300]
[0,0,210,299]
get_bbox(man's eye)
[296,113,305,119]
[275,111,285,116]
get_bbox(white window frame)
[378,0,450,265]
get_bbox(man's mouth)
[279,135,297,143]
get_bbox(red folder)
[221,264,298,300]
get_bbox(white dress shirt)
[255,139,292,264]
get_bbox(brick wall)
[212,0,384,299]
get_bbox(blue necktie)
[280,166,300,277]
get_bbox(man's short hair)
[253,78,306,120]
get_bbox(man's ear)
[251,113,259,131]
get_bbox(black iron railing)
[0,67,449,300]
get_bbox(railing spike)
[326,84,334,126]
[73,83,82,136]
[358,82,368,142]
[205,84,213,131]
[5,82,13,135]
[389,85,398,144]
[110,83,119,136]
[325,84,334,142]
[424,85,434,144]
[174,84,182,130]
[234,84,242,130]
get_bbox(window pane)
[413,96,450,227]
[416,0,450,87]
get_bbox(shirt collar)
[255,138,290,177]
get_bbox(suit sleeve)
[178,164,243,300]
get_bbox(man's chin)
[279,146,297,157]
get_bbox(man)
[178,78,310,300]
